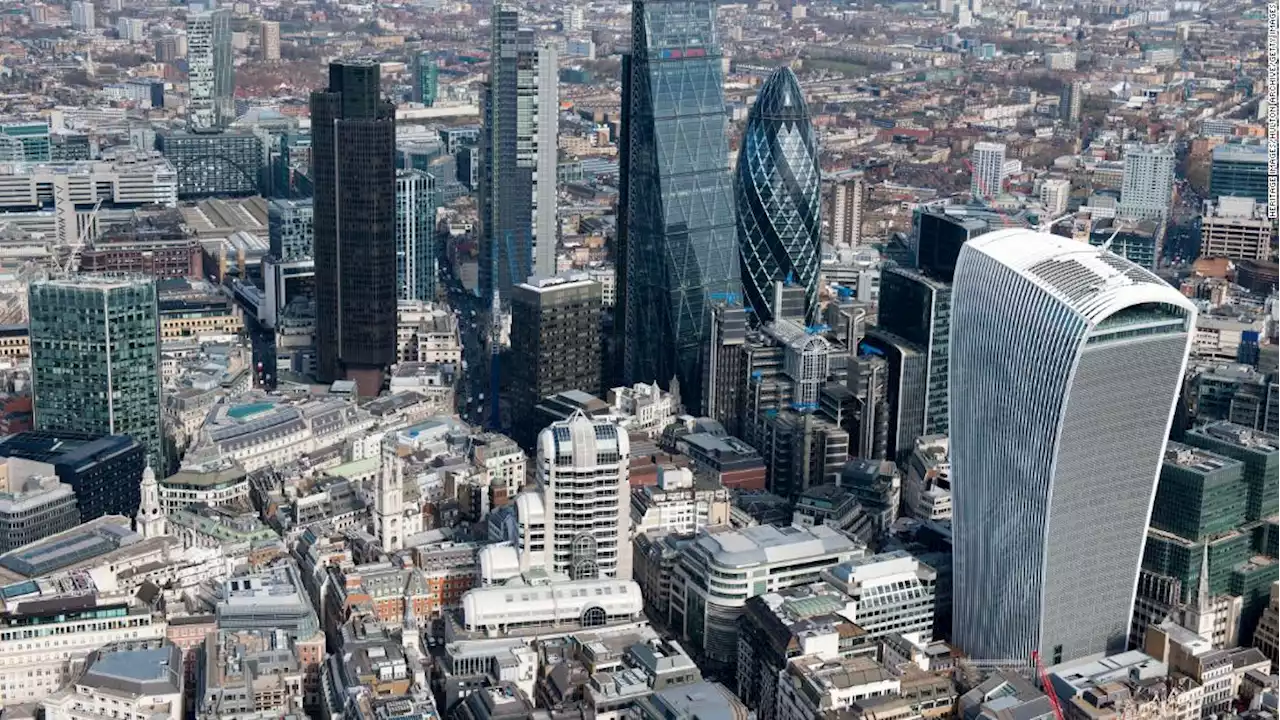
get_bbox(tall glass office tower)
[950,229,1196,664]
[479,4,537,299]
[734,67,820,324]
[396,169,438,302]
[28,277,165,470]
[622,0,738,410]
[311,61,397,395]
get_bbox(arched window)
[581,606,607,628]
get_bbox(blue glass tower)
[734,67,821,324]
[622,0,738,410]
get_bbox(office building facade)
[311,61,398,394]
[412,51,438,105]
[0,121,51,162]
[268,198,314,261]
[1118,143,1176,221]
[1209,144,1269,203]
[0,431,146,522]
[534,41,559,278]
[70,0,94,30]
[950,229,1196,664]
[622,0,738,411]
[156,130,262,198]
[672,524,864,665]
[395,169,438,302]
[29,277,165,471]
[537,412,632,580]
[479,5,537,298]
[186,9,234,131]
[1060,80,1082,126]
[735,67,821,325]
[510,274,603,447]
[876,266,951,437]
[1199,197,1276,262]
[913,209,990,282]
[701,301,747,434]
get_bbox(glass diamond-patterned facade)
[622,0,738,411]
[734,67,821,324]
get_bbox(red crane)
[1032,650,1066,720]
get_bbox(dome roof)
[750,67,809,124]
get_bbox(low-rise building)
[774,654,900,720]
[0,593,168,704]
[0,457,79,552]
[902,434,952,521]
[631,465,730,536]
[671,524,865,666]
[42,640,184,720]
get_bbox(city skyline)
[0,2,1272,718]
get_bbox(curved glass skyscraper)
[734,67,821,324]
[949,229,1195,664]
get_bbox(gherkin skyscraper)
[734,67,821,324]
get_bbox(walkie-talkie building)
[622,0,738,411]
[734,67,821,324]
[950,229,1196,664]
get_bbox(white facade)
[537,412,632,580]
[0,598,167,705]
[375,434,425,552]
[533,41,559,277]
[1193,315,1268,361]
[395,169,437,302]
[821,551,937,642]
[1118,143,1176,220]
[673,524,865,664]
[970,141,1006,200]
[950,229,1196,664]
[0,156,179,211]
[630,465,730,536]
[186,10,229,131]
[136,464,167,539]
[42,642,183,720]
[903,434,952,521]
[396,300,462,364]
[459,577,644,635]
[774,655,900,720]
[608,382,679,438]
[158,466,250,514]
[1040,178,1071,216]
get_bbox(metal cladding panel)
[1041,331,1190,661]
[950,247,1085,662]
[950,231,1194,664]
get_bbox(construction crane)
[58,197,104,276]
[1032,651,1066,720]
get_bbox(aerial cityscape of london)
[0,0,1274,718]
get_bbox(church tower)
[135,463,167,539]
